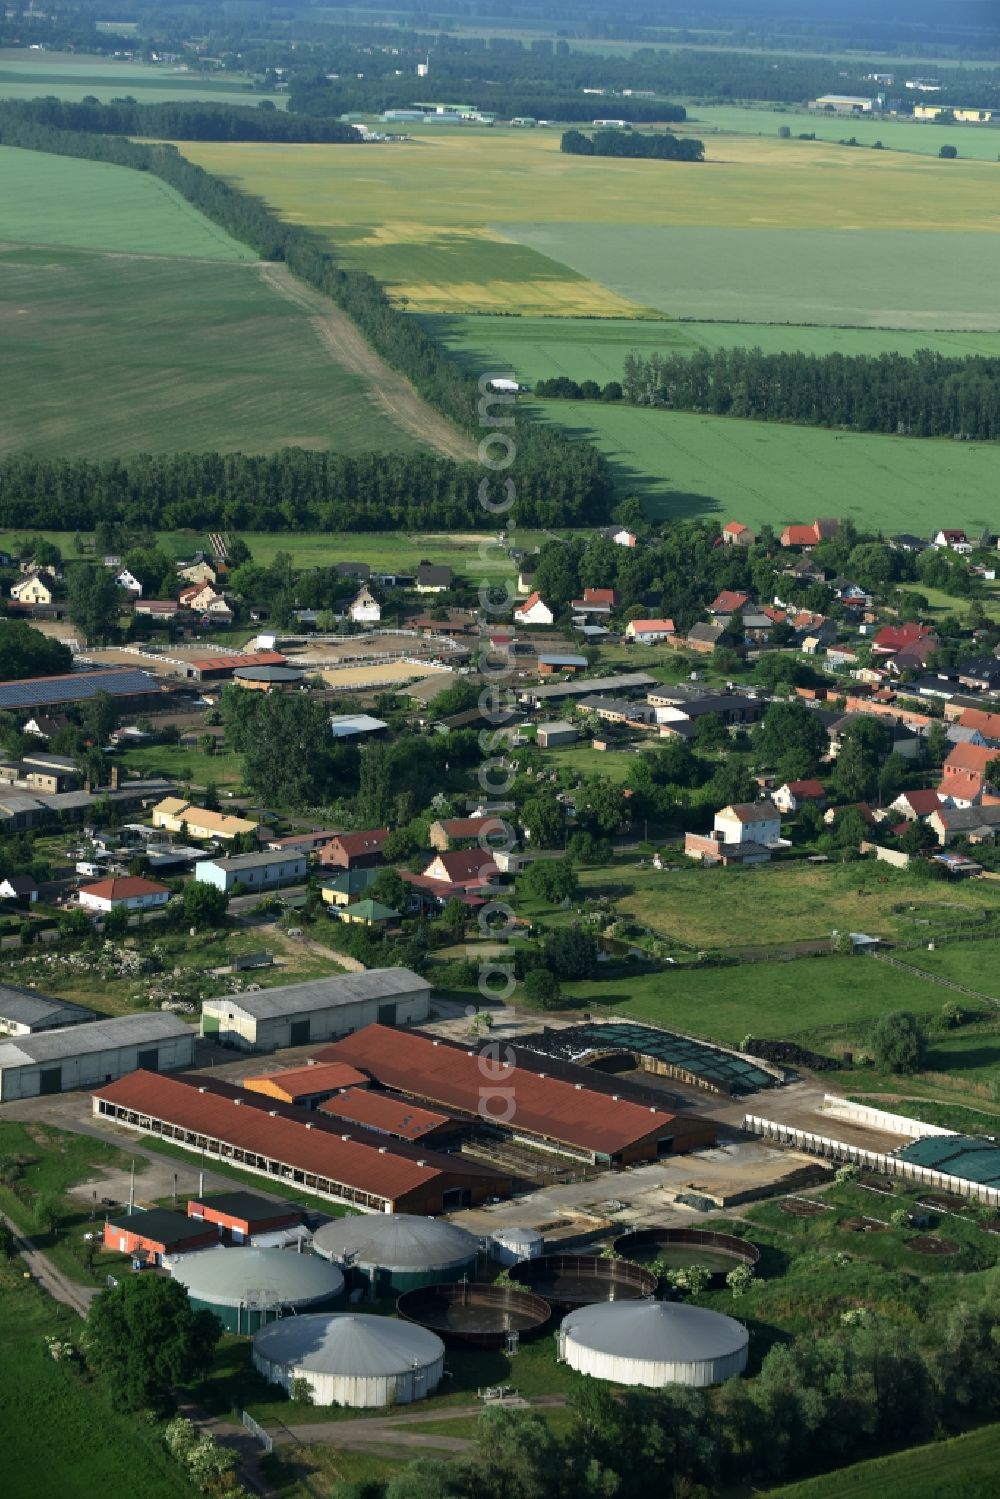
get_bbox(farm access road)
[258,264,476,463]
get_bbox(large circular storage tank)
[558,1299,749,1389]
[491,1227,545,1267]
[397,1281,552,1349]
[312,1214,481,1296]
[170,1247,344,1333]
[509,1253,657,1313]
[612,1228,760,1291]
[253,1313,445,1408]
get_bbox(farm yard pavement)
[257,264,475,462]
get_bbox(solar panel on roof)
[0,670,160,711]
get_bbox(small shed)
[536,721,578,749]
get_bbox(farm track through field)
[257,264,476,462]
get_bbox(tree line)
[6,98,363,143]
[0,103,613,531]
[604,347,1000,440]
[561,127,705,161]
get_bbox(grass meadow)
[0,245,416,457]
[177,131,1000,322]
[0,144,252,258]
[0,1271,191,1499]
[528,399,1000,531]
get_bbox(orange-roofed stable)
[317,1026,713,1164]
[318,1088,456,1144]
[242,1062,371,1107]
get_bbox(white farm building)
[200,968,432,1052]
[557,1299,749,1388]
[0,1012,194,1102]
[253,1313,445,1407]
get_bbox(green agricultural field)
[687,102,1000,162]
[0,1273,191,1499]
[0,49,286,106]
[769,1421,1000,1497]
[422,313,1000,387]
[179,130,1000,322]
[505,223,1000,329]
[0,144,252,258]
[556,954,968,1050]
[0,245,419,458]
[528,399,1000,531]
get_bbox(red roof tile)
[79,876,169,901]
[319,1088,450,1140]
[318,1026,678,1156]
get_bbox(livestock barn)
[318,1026,715,1165]
[92,1071,510,1213]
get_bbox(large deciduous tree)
[86,1274,219,1413]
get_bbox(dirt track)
[258,264,476,462]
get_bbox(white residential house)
[714,800,783,848]
[513,591,554,626]
[933,529,972,554]
[350,585,381,624]
[115,568,143,597]
[625,618,676,644]
[181,584,233,620]
[10,575,53,606]
[77,876,171,913]
[607,527,638,548]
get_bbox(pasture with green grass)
[0,246,416,458]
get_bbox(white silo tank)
[491,1226,545,1267]
[252,1312,445,1407]
[557,1299,748,1389]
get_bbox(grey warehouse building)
[0,983,95,1038]
[0,1013,195,1101]
[200,968,432,1052]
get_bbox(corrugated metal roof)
[198,849,306,873]
[0,984,93,1030]
[95,1070,444,1204]
[204,968,429,1022]
[319,1026,677,1155]
[0,1012,191,1070]
[0,669,161,710]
